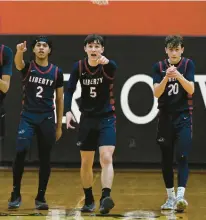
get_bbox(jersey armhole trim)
[22,62,32,82]
[184,59,189,73]
[102,66,115,81]
[159,61,163,73]
[0,45,5,66]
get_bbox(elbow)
[56,97,64,104]
[189,87,195,95]
[187,82,195,95]
[2,84,9,93]
[16,66,22,71]
[15,64,23,71]
[153,90,160,98]
[5,87,9,93]
[14,60,23,71]
[154,93,160,98]
[188,84,195,95]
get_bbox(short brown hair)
[165,35,184,48]
[84,34,104,47]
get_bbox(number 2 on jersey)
[90,87,97,98]
[168,83,179,96]
[36,86,43,98]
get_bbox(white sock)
[177,187,185,198]
[166,187,176,199]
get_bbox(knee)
[177,155,188,164]
[39,155,51,167]
[100,153,113,166]
[16,136,30,152]
[13,150,27,167]
[158,140,170,152]
[15,149,27,158]
[38,147,52,162]
[81,157,93,169]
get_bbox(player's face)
[33,41,51,59]
[84,41,104,61]
[165,44,184,64]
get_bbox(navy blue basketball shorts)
[156,110,192,157]
[16,111,56,152]
[77,113,116,151]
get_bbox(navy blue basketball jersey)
[0,44,13,104]
[0,45,5,104]
[153,57,195,112]
[21,60,63,113]
[78,59,115,114]
[0,45,4,67]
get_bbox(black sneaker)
[35,198,49,210]
[81,202,96,212]
[99,197,114,214]
[8,192,21,209]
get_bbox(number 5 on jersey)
[36,86,43,98]
[90,87,97,98]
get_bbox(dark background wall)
[0,35,206,167]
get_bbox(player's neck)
[168,57,181,65]
[35,58,49,67]
[88,59,98,67]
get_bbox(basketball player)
[8,36,64,210]
[0,44,13,155]
[65,34,117,214]
[153,35,195,212]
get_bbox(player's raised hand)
[97,55,109,65]
[166,65,176,75]
[66,111,76,129]
[91,0,109,5]
[166,65,181,79]
[16,41,27,53]
[167,65,176,72]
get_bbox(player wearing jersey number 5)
[65,34,117,214]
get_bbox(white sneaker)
[161,198,175,210]
[175,197,188,212]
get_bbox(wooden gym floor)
[0,169,205,220]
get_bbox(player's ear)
[48,48,51,54]
[84,46,87,53]
[101,46,104,53]
[165,47,168,54]
[181,47,184,54]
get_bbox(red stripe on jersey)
[22,62,32,82]
[159,61,163,73]
[78,60,82,77]
[102,66,114,81]
[0,45,4,66]
[32,60,53,74]
[84,58,101,75]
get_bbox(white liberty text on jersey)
[29,75,54,86]
[82,77,103,86]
